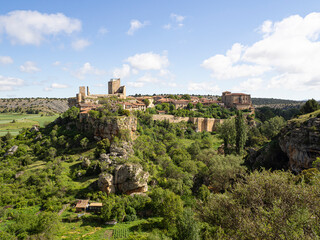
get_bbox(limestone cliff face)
[77,114,137,140]
[98,163,149,195]
[279,117,320,173]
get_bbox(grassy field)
[0,113,59,136]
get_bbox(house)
[171,100,190,109]
[75,199,89,212]
[88,202,103,212]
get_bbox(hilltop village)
[68,78,253,117]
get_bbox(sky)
[0,0,320,100]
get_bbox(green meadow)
[0,113,59,136]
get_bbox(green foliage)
[235,111,247,154]
[260,116,286,139]
[4,211,60,239]
[300,99,320,114]
[143,98,151,107]
[217,118,236,153]
[176,208,200,240]
[62,106,80,120]
[198,170,320,239]
[149,188,184,228]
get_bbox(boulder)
[99,153,112,164]
[98,172,115,194]
[81,157,91,168]
[4,145,19,156]
[98,163,149,195]
[114,163,149,194]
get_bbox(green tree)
[143,98,150,107]
[300,99,320,114]
[196,102,203,110]
[80,137,89,149]
[235,110,247,154]
[187,102,194,110]
[149,188,184,228]
[62,106,80,119]
[260,116,286,139]
[176,208,200,240]
[217,119,236,154]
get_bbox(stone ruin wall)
[152,114,224,132]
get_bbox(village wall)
[152,114,224,132]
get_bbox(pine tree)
[235,110,247,154]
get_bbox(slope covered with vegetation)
[0,101,320,239]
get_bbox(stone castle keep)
[68,78,126,108]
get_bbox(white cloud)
[20,61,40,73]
[44,83,68,91]
[52,61,60,66]
[126,74,160,88]
[127,19,149,35]
[202,12,320,91]
[188,82,220,93]
[164,13,185,29]
[232,78,263,92]
[71,39,90,50]
[163,24,171,30]
[51,83,68,88]
[0,56,13,64]
[74,62,106,79]
[127,82,144,88]
[138,74,159,83]
[201,43,270,79]
[0,75,24,91]
[112,64,131,79]
[126,52,169,70]
[98,27,108,35]
[171,13,185,24]
[0,10,81,45]
[168,82,177,87]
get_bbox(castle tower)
[79,86,86,97]
[108,78,120,94]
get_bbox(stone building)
[108,78,126,97]
[68,78,126,109]
[221,91,252,110]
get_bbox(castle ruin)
[68,78,126,109]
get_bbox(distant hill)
[252,98,306,109]
[0,98,69,114]
[252,98,305,105]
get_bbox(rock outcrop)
[4,145,19,156]
[98,163,149,195]
[279,117,320,173]
[98,172,115,194]
[77,115,137,141]
[246,115,320,173]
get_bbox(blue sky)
[1,0,320,100]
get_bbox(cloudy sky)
[0,0,320,99]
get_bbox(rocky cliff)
[77,114,137,141]
[246,114,320,173]
[98,163,149,195]
[279,116,320,173]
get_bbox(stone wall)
[152,114,224,132]
[78,114,137,140]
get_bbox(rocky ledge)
[279,117,320,173]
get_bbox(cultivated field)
[0,113,59,136]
